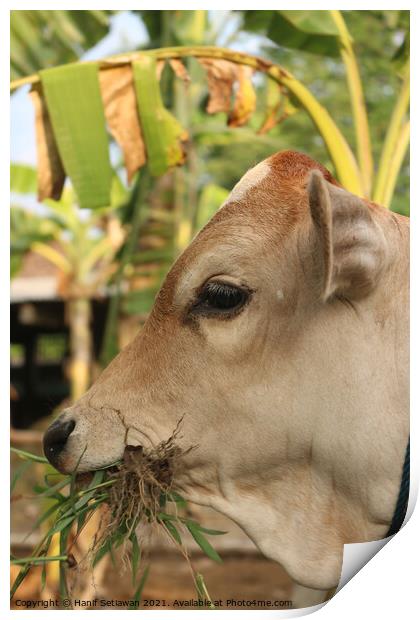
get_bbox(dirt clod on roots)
[91,424,193,556]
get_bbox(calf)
[44,151,409,602]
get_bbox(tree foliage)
[11,10,112,80]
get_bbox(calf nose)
[43,418,76,468]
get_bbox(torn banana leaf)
[40,63,112,209]
[29,85,65,201]
[257,79,283,135]
[199,58,256,126]
[132,56,188,177]
[228,65,256,128]
[156,59,166,81]
[99,66,146,184]
[258,78,299,134]
[169,58,190,83]
[198,58,237,114]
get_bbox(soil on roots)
[90,423,194,557]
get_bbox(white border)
[3,3,417,618]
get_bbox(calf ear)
[308,170,387,301]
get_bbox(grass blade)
[40,562,47,592]
[10,534,52,599]
[131,565,150,608]
[167,490,187,508]
[93,539,111,568]
[10,459,32,492]
[195,573,214,607]
[23,501,63,542]
[33,478,70,498]
[186,522,223,564]
[11,555,68,566]
[193,524,227,536]
[129,532,141,586]
[59,526,71,604]
[11,447,48,463]
[58,494,107,522]
[50,515,76,536]
[162,519,182,545]
[10,564,30,599]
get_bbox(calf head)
[44,150,406,589]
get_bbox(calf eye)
[192,280,251,317]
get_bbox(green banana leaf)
[10,163,38,194]
[40,63,112,209]
[244,10,340,57]
[132,56,187,177]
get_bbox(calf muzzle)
[43,418,76,469]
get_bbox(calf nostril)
[43,419,76,466]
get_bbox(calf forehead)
[217,150,336,223]
[225,160,272,203]
[156,151,336,308]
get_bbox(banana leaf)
[40,63,112,209]
[132,56,188,177]
[244,10,340,57]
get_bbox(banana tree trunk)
[67,297,92,401]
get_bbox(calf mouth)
[79,421,195,534]
[108,439,186,519]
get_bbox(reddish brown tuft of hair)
[269,150,340,187]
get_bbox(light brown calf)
[44,151,409,603]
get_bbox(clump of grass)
[100,427,191,545]
[10,437,226,608]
